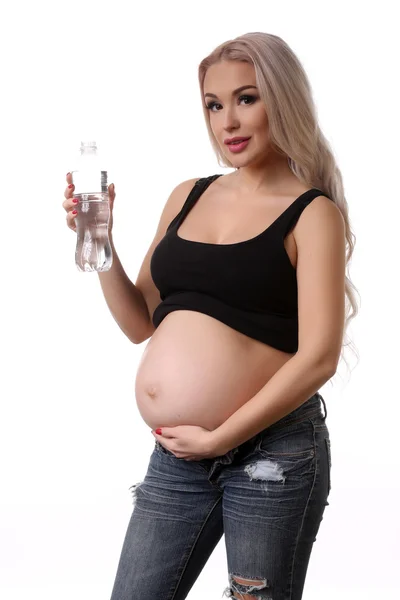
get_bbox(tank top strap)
[279,188,331,238]
[167,174,222,232]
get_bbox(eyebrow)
[204,85,258,99]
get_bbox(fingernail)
[73,198,78,203]
[72,209,77,215]
[66,172,70,176]
[155,428,162,435]
[68,184,74,189]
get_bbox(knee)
[225,575,272,600]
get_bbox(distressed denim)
[109,392,331,600]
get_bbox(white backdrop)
[1,0,399,598]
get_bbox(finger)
[154,434,178,455]
[157,427,174,439]
[153,432,170,448]
[64,180,75,200]
[62,192,78,214]
[108,183,115,200]
[152,430,167,444]
[66,209,77,231]
[161,442,176,455]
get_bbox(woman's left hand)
[151,425,223,460]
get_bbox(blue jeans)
[110,392,331,600]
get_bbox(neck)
[233,153,298,194]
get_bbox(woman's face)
[203,60,271,167]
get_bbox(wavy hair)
[198,32,360,379]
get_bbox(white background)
[1,0,399,598]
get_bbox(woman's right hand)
[62,172,116,233]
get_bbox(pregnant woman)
[64,32,357,600]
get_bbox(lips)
[224,137,251,145]
[225,138,251,153]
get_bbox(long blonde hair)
[198,32,360,377]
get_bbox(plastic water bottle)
[71,141,113,272]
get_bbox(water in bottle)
[71,141,113,272]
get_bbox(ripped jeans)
[109,392,331,600]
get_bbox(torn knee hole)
[233,576,264,585]
[225,574,271,600]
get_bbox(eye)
[205,95,257,112]
[239,94,256,105]
[205,101,221,112]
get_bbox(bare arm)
[96,239,151,344]
[98,177,200,344]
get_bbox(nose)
[222,104,240,132]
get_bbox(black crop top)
[150,174,331,353]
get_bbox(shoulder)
[173,176,203,192]
[153,177,202,233]
[167,176,203,208]
[166,174,223,213]
[294,193,345,241]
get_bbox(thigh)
[109,442,223,600]
[220,417,331,600]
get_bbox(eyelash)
[205,95,257,112]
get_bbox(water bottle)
[71,141,113,272]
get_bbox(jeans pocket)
[256,418,315,458]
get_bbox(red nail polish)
[68,184,74,189]
[155,428,162,435]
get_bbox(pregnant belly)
[135,311,294,431]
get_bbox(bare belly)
[135,311,295,432]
